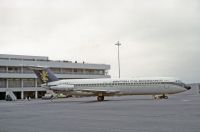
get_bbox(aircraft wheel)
[161,94,168,99]
[102,96,104,101]
[153,95,156,99]
[164,96,168,99]
[153,95,160,100]
[97,96,104,101]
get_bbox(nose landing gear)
[153,94,168,99]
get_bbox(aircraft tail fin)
[29,66,59,84]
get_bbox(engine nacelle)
[50,85,74,91]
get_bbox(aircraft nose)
[184,85,191,90]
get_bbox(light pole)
[115,41,121,78]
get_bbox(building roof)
[0,54,110,70]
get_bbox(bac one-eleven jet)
[31,66,191,101]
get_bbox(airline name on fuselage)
[112,79,167,83]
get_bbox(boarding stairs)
[6,89,17,101]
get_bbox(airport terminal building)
[0,54,110,100]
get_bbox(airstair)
[6,89,17,101]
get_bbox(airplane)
[30,66,191,101]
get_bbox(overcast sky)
[0,0,199,83]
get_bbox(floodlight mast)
[115,41,121,78]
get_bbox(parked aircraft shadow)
[47,97,154,104]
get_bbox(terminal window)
[23,79,35,87]
[0,79,6,88]
[8,67,21,73]
[8,79,21,88]
[0,66,6,73]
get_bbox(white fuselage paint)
[43,77,188,96]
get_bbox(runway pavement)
[0,88,199,132]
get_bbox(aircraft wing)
[77,89,120,95]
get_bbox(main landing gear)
[97,96,104,101]
[153,94,168,100]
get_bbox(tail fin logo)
[40,71,49,83]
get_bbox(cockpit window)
[176,80,185,87]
